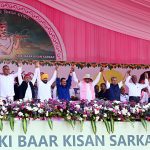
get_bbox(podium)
[1,120,150,150]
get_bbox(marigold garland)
[0,59,149,69]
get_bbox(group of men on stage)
[0,62,149,103]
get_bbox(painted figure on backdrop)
[0,20,20,55]
[0,9,57,60]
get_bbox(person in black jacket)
[17,62,39,101]
[14,77,19,101]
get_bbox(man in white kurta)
[125,71,149,103]
[0,64,20,101]
[36,65,58,102]
[72,68,102,101]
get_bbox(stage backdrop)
[0,0,150,64]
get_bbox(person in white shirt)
[17,62,39,101]
[125,70,149,103]
[72,68,102,101]
[36,62,58,102]
[140,88,149,103]
[120,87,129,103]
[0,63,21,101]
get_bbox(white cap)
[83,74,92,80]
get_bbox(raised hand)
[127,70,131,75]
[17,61,22,67]
[145,72,149,79]
[100,67,104,72]
[35,61,40,68]
[55,65,59,70]
[70,65,75,73]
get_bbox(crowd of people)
[0,62,149,103]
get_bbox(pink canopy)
[18,0,150,64]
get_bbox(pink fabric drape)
[17,0,150,64]
[37,0,150,41]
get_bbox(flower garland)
[0,99,150,134]
[0,59,150,69]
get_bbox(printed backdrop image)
[0,9,56,60]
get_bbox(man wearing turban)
[36,62,58,101]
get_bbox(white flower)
[60,109,63,112]
[78,117,83,121]
[46,111,49,117]
[94,109,99,115]
[93,104,98,107]
[83,114,87,118]
[37,103,41,107]
[2,106,6,111]
[103,113,107,117]
[143,105,149,110]
[127,112,131,116]
[14,108,19,111]
[131,108,136,114]
[0,100,3,105]
[108,108,113,111]
[26,106,32,111]
[113,101,121,104]
[84,107,88,111]
[75,105,80,109]
[121,108,128,115]
[18,112,24,116]
[0,111,4,115]
[99,105,103,109]
[38,108,44,113]
[135,108,139,113]
[33,107,38,111]
[96,116,99,121]
[18,99,23,103]
[67,116,71,120]
[114,106,119,110]
[104,107,107,110]
[0,115,3,119]
[118,111,121,115]
[89,107,92,111]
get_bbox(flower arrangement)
[1,59,150,69]
[0,99,150,134]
